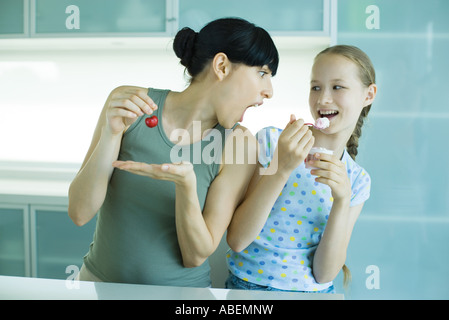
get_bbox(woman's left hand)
[308,152,351,203]
[112,160,196,188]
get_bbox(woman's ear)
[212,52,231,81]
[364,83,377,107]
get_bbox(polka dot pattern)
[226,127,371,291]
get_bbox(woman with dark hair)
[68,18,279,287]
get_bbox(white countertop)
[0,276,343,300]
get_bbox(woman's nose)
[262,79,274,99]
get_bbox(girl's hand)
[309,152,351,203]
[106,86,158,135]
[112,160,196,188]
[273,115,315,174]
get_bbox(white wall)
[0,37,328,164]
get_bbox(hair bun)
[173,27,198,68]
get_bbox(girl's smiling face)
[309,54,376,136]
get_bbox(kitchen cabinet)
[0,205,28,277]
[0,0,28,37]
[33,0,169,36]
[0,202,96,280]
[0,0,333,38]
[179,0,329,35]
[31,206,96,279]
[338,0,448,34]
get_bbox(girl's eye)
[259,71,267,78]
[333,85,343,90]
[311,86,320,91]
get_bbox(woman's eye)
[333,85,343,90]
[311,86,320,91]
[259,71,267,78]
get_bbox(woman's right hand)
[274,115,315,174]
[105,86,158,135]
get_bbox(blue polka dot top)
[226,127,371,291]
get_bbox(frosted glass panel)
[35,0,166,34]
[179,0,324,32]
[35,208,96,279]
[0,0,25,34]
[339,0,448,33]
[0,208,26,276]
[335,0,449,299]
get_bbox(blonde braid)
[347,105,371,161]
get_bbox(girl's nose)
[318,88,332,105]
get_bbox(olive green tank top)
[84,88,231,287]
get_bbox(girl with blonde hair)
[226,45,377,292]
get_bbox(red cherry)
[145,115,158,128]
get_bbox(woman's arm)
[175,127,259,267]
[227,117,315,252]
[68,86,157,226]
[68,124,121,226]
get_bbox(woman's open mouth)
[240,103,262,122]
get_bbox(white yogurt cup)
[305,147,333,169]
